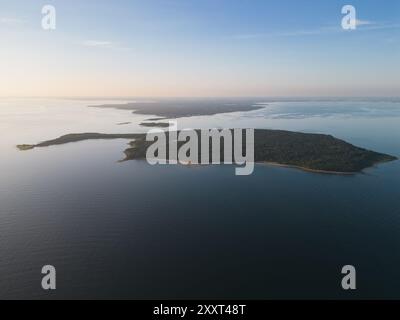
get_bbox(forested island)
[140,122,171,128]
[17,129,397,174]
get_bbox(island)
[17,129,397,174]
[147,118,167,121]
[140,122,171,128]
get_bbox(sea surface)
[1,97,400,299]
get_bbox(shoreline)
[260,162,357,175]
[261,158,396,175]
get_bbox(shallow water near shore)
[1,98,400,299]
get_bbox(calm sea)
[1,98,400,299]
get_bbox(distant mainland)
[89,99,264,119]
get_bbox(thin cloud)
[357,22,400,31]
[229,27,337,40]
[355,19,374,26]
[0,17,25,26]
[81,40,133,51]
[82,40,115,48]
[230,21,399,40]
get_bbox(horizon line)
[1,95,400,100]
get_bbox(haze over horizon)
[1,0,399,98]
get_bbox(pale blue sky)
[0,0,399,97]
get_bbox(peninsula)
[90,99,264,119]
